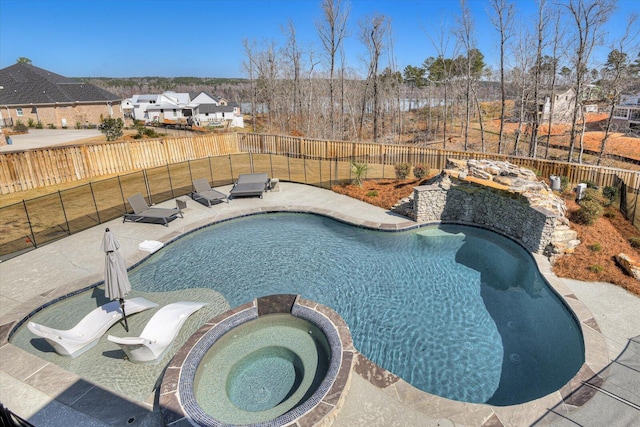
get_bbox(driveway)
[0,129,102,152]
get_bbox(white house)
[611,91,640,132]
[125,91,243,128]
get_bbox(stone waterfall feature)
[407,159,579,258]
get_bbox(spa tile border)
[158,295,354,427]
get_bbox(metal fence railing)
[3,148,640,260]
[0,153,395,260]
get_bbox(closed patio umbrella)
[101,227,132,332]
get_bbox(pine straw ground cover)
[332,178,640,298]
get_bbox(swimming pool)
[130,213,584,406]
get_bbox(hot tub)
[160,294,353,427]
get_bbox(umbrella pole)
[119,298,129,332]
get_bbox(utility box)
[549,175,561,191]
[575,183,587,200]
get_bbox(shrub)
[413,164,429,180]
[603,209,616,218]
[366,190,379,197]
[35,121,43,129]
[581,188,604,204]
[629,237,640,249]
[13,120,28,132]
[587,242,602,252]
[588,264,603,273]
[572,198,603,225]
[75,121,83,129]
[98,117,124,141]
[27,118,36,128]
[395,163,411,179]
[602,186,618,206]
[47,123,56,129]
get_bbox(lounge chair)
[27,297,158,358]
[229,173,270,199]
[107,301,208,365]
[123,193,183,226]
[191,178,228,207]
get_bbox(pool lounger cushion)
[191,178,228,207]
[124,193,183,226]
[138,240,164,253]
[27,297,158,358]
[229,173,269,199]
[108,301,208,365]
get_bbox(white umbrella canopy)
[101,228,132,331]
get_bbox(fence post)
[57,190,71,236]
[269,153,273,179]
[117,175,127,213]
[89,182,102,223]
[303,155,307,184]
[23,200,37,249]
[634,184,639,227]
[187,159,194,184]
[166,164,175,200]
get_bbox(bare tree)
[426,19,458,149]
[456,0,474,151]
[598,15,639,165]
[544,8,564,159]
[242,39,259,132]
[317,0,350,140]
[528,0,550,158]
[511,29,535,156]
[359,13,390,142]
[490,0,515,154]
[562,0,616,163]
[282,20,304,132]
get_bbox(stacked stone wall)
[414,178,558,254]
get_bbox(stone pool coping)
[0,198,610,426]
[160,294,354,427]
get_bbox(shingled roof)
[0,62,120,105]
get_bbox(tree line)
[241,0,639,165]
[82,0,639,166]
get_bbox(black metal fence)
[0,153,394,260]
[2,149,639,260]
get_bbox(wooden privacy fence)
[2,131,640,195]
[236,133,640,191]
[0,133,240,194]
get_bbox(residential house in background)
[611,91,640,132]
[538,88,577,124]
[0,62,122,128]
[126,92,196,125]
[125,91,243,128]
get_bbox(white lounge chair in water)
[27,297,158,358]
[107,301,208,365]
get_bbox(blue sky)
[0,0,637,78]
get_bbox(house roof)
[0,62,120,105]
[198,103,237,114]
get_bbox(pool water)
[130,213,584,406]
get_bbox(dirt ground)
[332,177,640,298]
